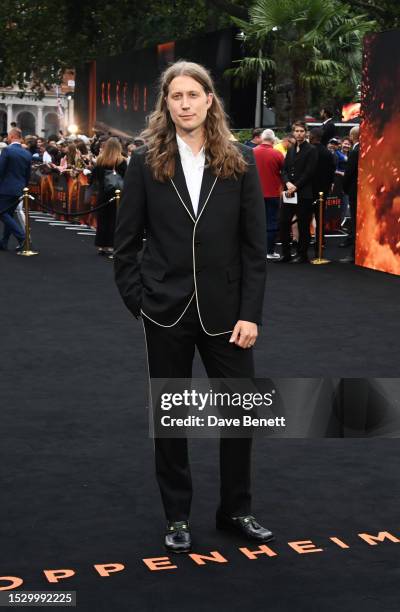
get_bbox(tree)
[345,0,400,29]
[229,0,375,122]
[0,0,231,95]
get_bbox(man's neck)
[176,127,205,155]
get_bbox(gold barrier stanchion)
[311,191,329,265]
[115,189,121,210]
[17,187,39,257]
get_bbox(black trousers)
[142,298,254,521]
[280,198,313,259]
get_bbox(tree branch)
[207,0,249,20]
[346,0,386,16]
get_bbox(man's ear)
[206,93,213,109]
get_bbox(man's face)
[342,139,351,153]
[293,126,306,143]
[252,134,262,145]
[166,75,213,134]
[350,131,358,145]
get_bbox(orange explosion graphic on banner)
[356,31,400,275]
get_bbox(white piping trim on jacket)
[141,291,195,327]
[143,174,232,336]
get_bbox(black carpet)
[1,218,399,611]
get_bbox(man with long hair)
[114,61,272,552]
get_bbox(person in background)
[309,128,336,257]
[339,137,352,228]
[320,108,336,145]
[0,128,32,251]
[254,129,284,260]
[341,138,352,157]
[279,120,318,263]
[75,139,93,167]
[274,133,295,158]
[340,126,360,264]
[244,128,263,149]
[91,137,127,258]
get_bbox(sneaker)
[266,252,280,260]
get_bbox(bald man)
[0,128,32,251]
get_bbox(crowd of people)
[250,113,359,264]
[0,127,144,257]
[0,111,359,264]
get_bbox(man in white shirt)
[114,61,272,553]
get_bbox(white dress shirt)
[176,134,205,217]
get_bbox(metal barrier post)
[17,188,39,257]
[311,192,329,265]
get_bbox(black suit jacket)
[282,141,318,199]
[114,144,266,334]
[321,119,335,146]
[0,144,32,213]
[343,143,359,202]
[312,143,336,200]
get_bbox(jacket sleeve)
[238,149,267,325]
[0,148,9,181]
[294,146,318,191]
[343,148,358,194]
[281,151,291,186]
[25,154,32,187]
[113,151,146,319]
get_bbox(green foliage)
[0,0,230,93]
[232,128,252,143]
[229,0,376,119]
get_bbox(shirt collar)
[176,133,205,159]
[10,142,21,146]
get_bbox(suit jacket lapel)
[171,155,196,221]
[197,164,217,218]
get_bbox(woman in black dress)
[91,137,127,257]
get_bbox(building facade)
[0,70,75,138]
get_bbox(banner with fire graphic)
[357,30,400,275]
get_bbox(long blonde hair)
[142,61,247,182]
[96,137,124,167]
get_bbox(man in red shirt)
[253,129,284,259]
